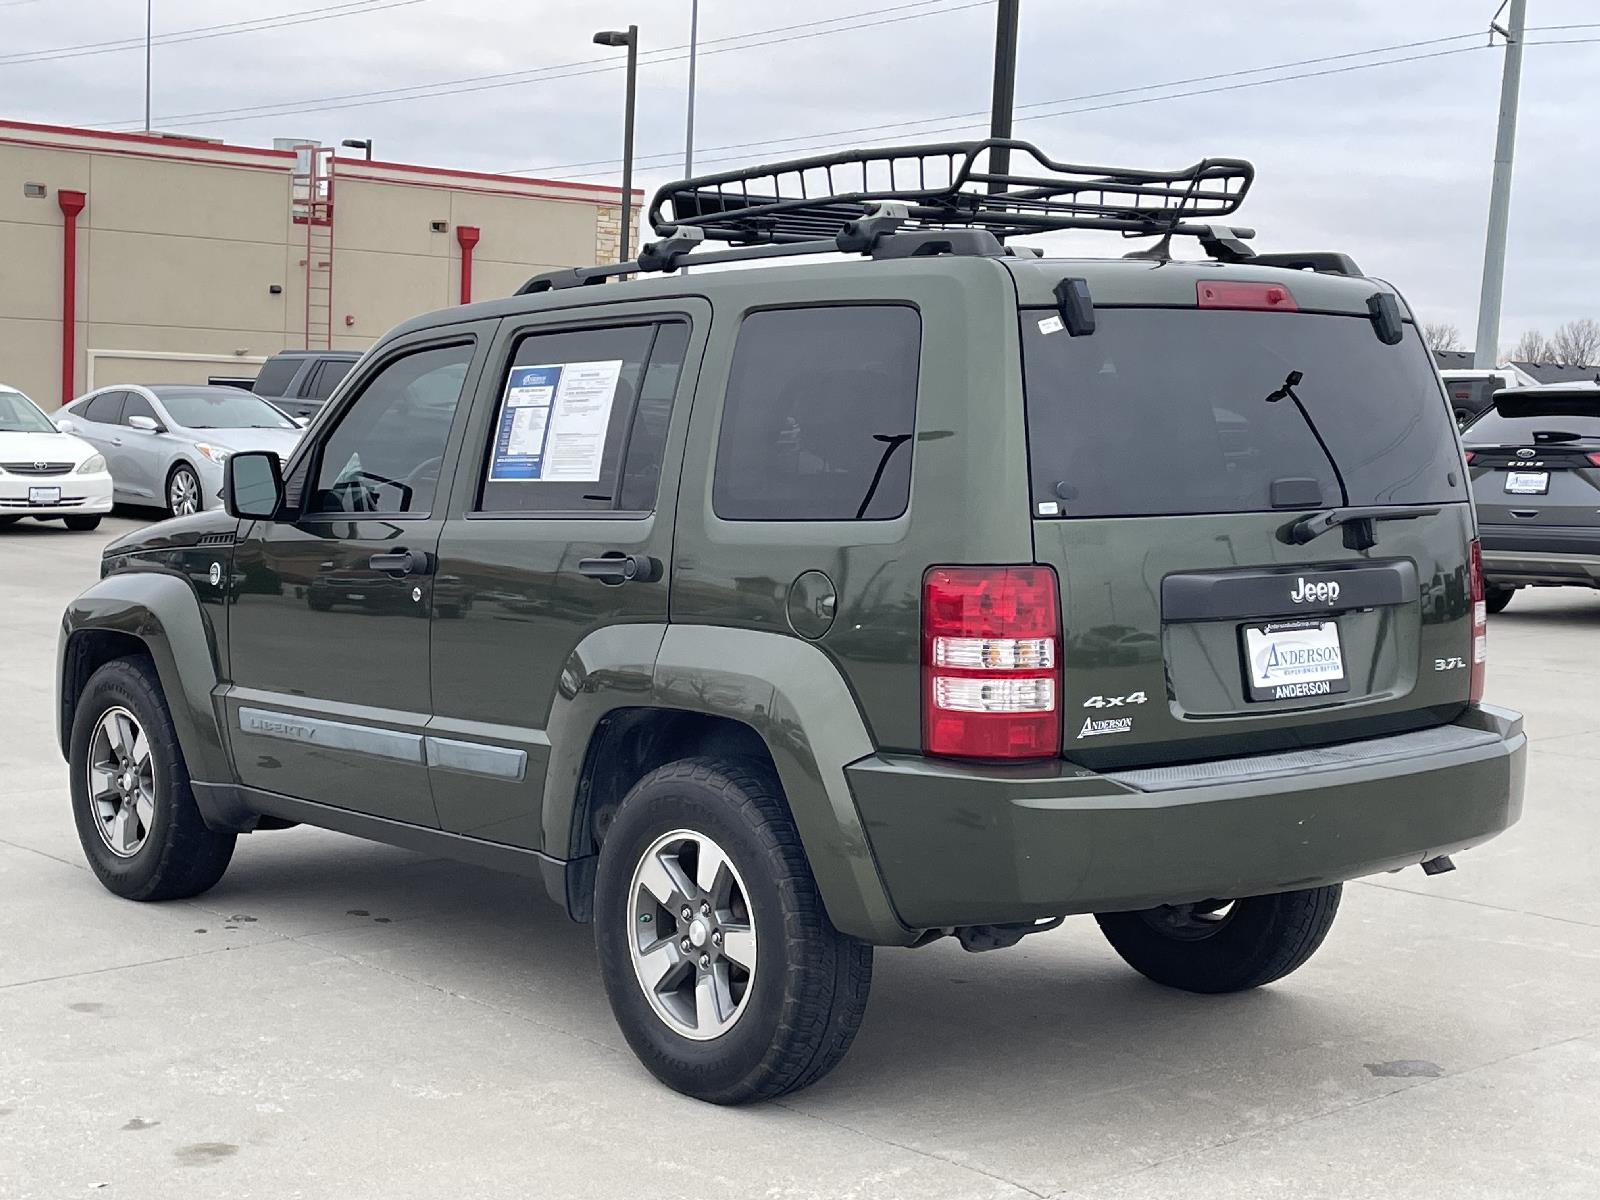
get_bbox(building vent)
[23,182,46,198]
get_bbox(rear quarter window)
[1023,308,1464,517]
[251,356,301,397]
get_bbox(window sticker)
[488,359,623,482]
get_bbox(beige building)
[0,118,632,408]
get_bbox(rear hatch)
[1465,388,1600,531]
[1013,263,1474,767]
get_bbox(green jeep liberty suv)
[57,142,1526,1104]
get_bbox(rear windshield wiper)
[1282,505,1442,551]
[1263,370,1350,508]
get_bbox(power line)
[541,39,1493,182]
[1,0,424,66]
[103,0,990,130]
[513,29,1487,176]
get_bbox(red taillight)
[1196,280,1298,312]
[922,566,1060,759]
[1586,452,1600,467]
[1468,538,1487,703]
[1462,450,1475,464]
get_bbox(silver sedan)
[57,385,303,517]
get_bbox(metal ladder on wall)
[292,145,335,351]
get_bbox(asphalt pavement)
[2,512,1598,1199]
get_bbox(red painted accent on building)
[0,117,295,158]
[57,189,86,408]
[455,225,481,305]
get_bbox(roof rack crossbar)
[647,138,1253,247]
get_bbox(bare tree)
[1548,318,1600,366]
[1422,321,1463,352]
[1504,329,1554,363]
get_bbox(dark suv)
[250,349,360,421]
[1465,383,1600,610]
[57,142,1525,1104]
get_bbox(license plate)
[1504,470,1549,495]
[1241,619,1349,702]
[28,486,60,505]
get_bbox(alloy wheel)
[627,828,757,1041]
[169,468,200,516]
[87,706,156,858]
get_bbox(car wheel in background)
[167,464,201,518]
[0,516,18,527]
[594,756,874,1104]
[1485,585,1517,615]
[1096,885,1342,994]
[68,656,236,900]
[64,514,102,531]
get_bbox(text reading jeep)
[58,141,1525,1104]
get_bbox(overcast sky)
[3,0,1596,350]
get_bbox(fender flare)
[58,570,231,783]
[542,623,912,946]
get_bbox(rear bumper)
[1480,524,1600,585]
[849,705,1526,930]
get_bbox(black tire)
[0,516,18,527]
[68,656,235,901]
[1484,585,1516,614]
[64,514,103,531]
[1096,885,1341,994]
[593,756,873,1104]
[166,462,202,518]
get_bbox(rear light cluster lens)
[1586,452,1600,468]
[1468,537,1487,703]
[923,566,1060,759]
[1461,450,1475,464]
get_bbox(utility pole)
[987,0,1020,191]
[685,0,699,177]
[143,0,152,133]
[1473,0,1527,368]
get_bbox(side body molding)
[541,623,910,945]
[58,570,231,783]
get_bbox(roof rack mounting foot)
[1198,224,1256,263]
[636,225,706,273]
[836,202,909,253]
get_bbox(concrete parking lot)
[2,512,1598,1199]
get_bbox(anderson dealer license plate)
[1241,619,1349,702]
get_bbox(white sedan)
[0,383,113,531]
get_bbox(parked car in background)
[56,385,301,517]
[250,349,360,421]
[1440,368,1517,427]
[0,382,112,530]
[1464,382,1600,612]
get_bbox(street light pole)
[1474,0,1527,368]
[143,0,152,133]
[594,25,639,262]
[987,0,1020,191]
[685,0,699,177]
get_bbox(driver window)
[307,341,472,517]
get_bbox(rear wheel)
[1096,885,1341,994]
[69,656,235,900]
[64,514,102,531]
[593,757,873,1104]
[1484,585,1516,614]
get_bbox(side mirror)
[224,451,284,520]
[54,418,72,432]
[127,414,164,433]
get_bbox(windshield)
[160,389,296,430]
[0,389,57,434]
[1022,308,1464,516]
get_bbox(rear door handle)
[369,549,433,575]
[109,438,122,446]
[578,553,662,584]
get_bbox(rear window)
[251,356,301,397]
[1466,396,1600,443]
[309,359,354,402]
[1023,308,1463,517]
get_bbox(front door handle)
[369,549,434,575]
[578,553,662,584]
[109,438,123,446]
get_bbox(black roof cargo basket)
[516,140,1375,293]
[648,138,1254,245]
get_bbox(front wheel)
[1096,885,1341,994]
[167,464,202,517]
[593,757,873,1104]
[1484,585,1516,614]
[64,514,103,531]
[69,656,235,900]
